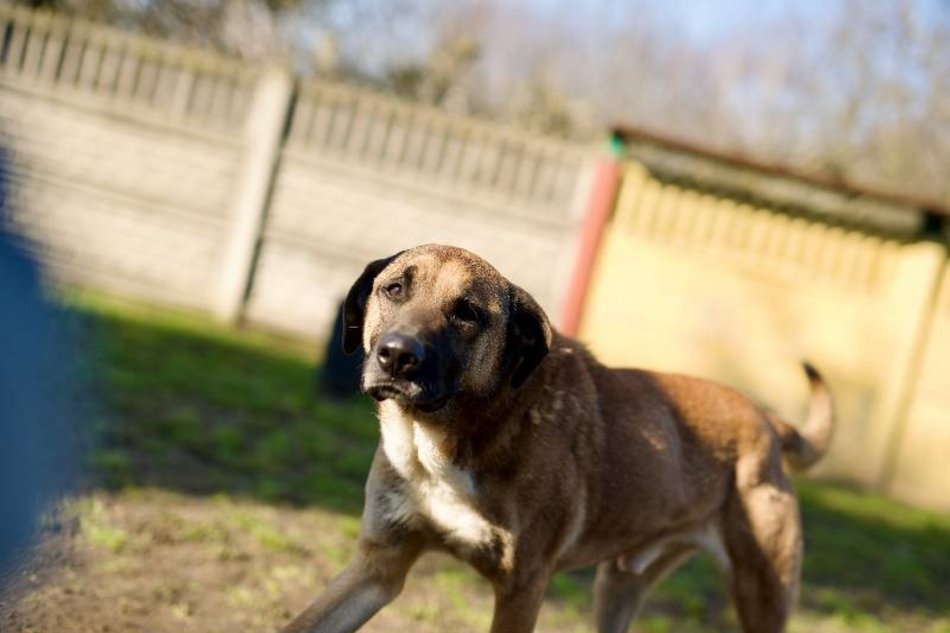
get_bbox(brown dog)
[281,244,834,633]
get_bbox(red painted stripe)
[560,159,622,336]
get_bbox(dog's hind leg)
[723,453,803,633]
[593,544,696,633]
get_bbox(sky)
[517,0,820,41]
[316,0,876,78]
[519,0,948,43]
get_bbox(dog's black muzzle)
[376,332,424,380]
[362,331,455,412]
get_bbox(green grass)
[72,293,377,514]
[69,294,950,632]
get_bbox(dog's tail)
[767,362,835,472]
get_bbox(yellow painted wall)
[890,270,950,510]
[580,163,948,508]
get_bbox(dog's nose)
[376,333,424,378]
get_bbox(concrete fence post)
[864,241,947,489]
[875,247,948,492]
[213,65,294,324]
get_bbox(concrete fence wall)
[243,77,589,338]
[0,6,592,341]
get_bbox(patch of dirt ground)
[0,489,589,633]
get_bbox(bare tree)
[15,0,949,202]
[14,0,329,59]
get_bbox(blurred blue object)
[0,151,60,576]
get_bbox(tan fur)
[280,244,835,633]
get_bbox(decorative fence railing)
[0,6,255,129]
[286,80,587,208]
[0,5,593,336]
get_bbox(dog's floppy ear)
[342,252,403,354]
[508,284,553,388]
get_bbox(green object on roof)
[607,132,626,158]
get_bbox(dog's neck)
[377,399,459,480]
[370,336,586,569]
[376,339,577,479]
[377,399,517,568]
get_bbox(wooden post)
[213,65,294,324]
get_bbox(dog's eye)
[383,282,403,299]
[451,301,481,327]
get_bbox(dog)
[281,244,834,633]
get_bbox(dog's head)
[342,245,552,414]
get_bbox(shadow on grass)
[79,301,377,516]
[76,300,950,626]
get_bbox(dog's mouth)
[363,380,450,413]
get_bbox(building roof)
[611,124,949,238]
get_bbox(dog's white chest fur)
[378,402,500,551]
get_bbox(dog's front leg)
[489,571,552,633]
[279,541,420,633]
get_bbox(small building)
[578,125,950,511]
